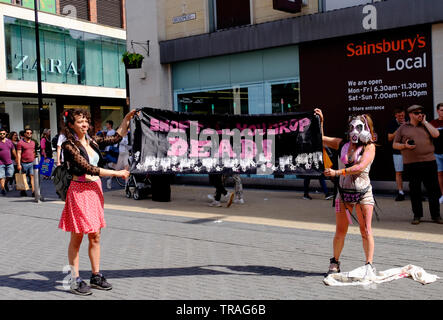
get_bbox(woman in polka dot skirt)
[59,108,135,296]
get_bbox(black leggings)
[209,174,227,201]
[404,160,441,219]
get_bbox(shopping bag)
[15,172,30,191]
[39,156,54,177]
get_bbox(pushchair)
[125,173,152,200]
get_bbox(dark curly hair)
[62,109,93,148]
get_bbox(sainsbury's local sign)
[13,54,79,76]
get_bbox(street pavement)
[0,178,442,300]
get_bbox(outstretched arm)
[314,108,342,150]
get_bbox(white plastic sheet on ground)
[324,264,440,286]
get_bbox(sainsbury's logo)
[346,34,426,57]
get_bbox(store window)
[4,16,126,89]
[0,108,10,133]
[177,88,249,115]
[271,82,300,113]
[23,103,49,140]
[63,105,90,110]
[100,106,123,132]
[21,0,56,13]
[97,0,123,29]
[215,0,250,30]
[321,0,374,12]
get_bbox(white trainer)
[234,198,244,204]
[209,200,222,207]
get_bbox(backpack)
[51,163,72,201]
[52,134,59,149]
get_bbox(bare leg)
[355,204,374,264]
[333,202,353,260]
[88,231,101,274]
[29,174,35,193]
[68,233,84,278]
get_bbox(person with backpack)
[58,108,135,296]
[314,108,377,277]
[40,129,53,159]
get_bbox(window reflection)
[271,82,300,114]
[4,16,126,89]
[178,88,249,115]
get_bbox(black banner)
[130,107,324,176]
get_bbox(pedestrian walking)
[104,120,118,190]
[314,108,377,275]
[387,108,406,201]
[56,132,66,167]
[222,173,245,204]
[6,131,18,190]
[393,104,443,225]
[429,102,443,204]
[16,128,37,197]
[0,128,16,196]
[7,131,19,148]
[302,176,333,200]
[40,128,53,159]
[207,173,234,207]
[58,108,135,296]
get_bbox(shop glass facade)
[4,16,126,89]
[173,46,300,115]
[22,103,49,140]
[100,106,123,132]
[177,88,249,115]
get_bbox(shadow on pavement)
[0,265,325,293]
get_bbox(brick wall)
[88,0,97,23]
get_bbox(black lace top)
[62,132,122,176]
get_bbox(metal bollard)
[33,157,42,203]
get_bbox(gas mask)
[349,118,372,144]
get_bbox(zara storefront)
[0,3,127,140]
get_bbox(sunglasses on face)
[0,133,5,135]
[412,111,424,115]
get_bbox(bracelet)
[342,169,346,176]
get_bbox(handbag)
[39,156,55,177]
[51,163,72,201]
[338,185,370,204]
[15,172,30,191]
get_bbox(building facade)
[126,0,443,181]
[0,0,127,142]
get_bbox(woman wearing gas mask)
[314,109,377,276]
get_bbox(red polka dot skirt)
[59,179,106,234]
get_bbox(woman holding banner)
[58,108,135,296]
[314,108,376,276]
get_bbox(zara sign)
[14,54,79,76]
